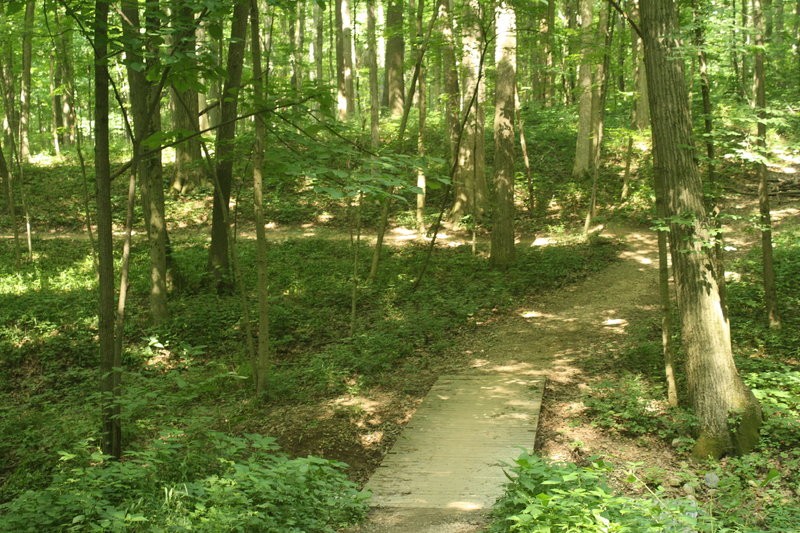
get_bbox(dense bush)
[0,432,368,532]
[490,453,703,532]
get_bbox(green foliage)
[583,375,697,441]
[0,432,368,532]
[490,453,704,532]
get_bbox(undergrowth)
[0,231,618,524]
[492,216,800,531]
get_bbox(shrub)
[0,432,368,532]
[490,453,704,532]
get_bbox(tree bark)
[385,0,405,117]
[415,0,427,235]
[367,0,380,148]
[170,2,203,194]
[121,0,169,325]
[440,0,460,163]
[20,0,35,161]
[572,0,594,177]
[250,0,271,396]
[641,0,762,459]
[753,0,781,329]
[207,0,249,289]
[451,0,488,223]
[94,0,121,460]
[313,1,325,87]
[490,0,516,269]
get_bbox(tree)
[94,0,121,459]
[19,0,34,161]
[640,0,762,459]
[451,0,489,223]
[490,0,516,269]
[207,0,249,289]
[384,0,405,117]
[170,1,203,194]
[121,0,169,325]
[572,0,594,178]
[753,0,781,329]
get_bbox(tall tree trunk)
[367,0,380,147]
[94,0,121,460]
[415,0,427,235]
[440,0,460,162]
[335,0,347,119]
[641,0,762,459]
[121,0,169,325]
[451,0,488,222]
[0,139,20,265]
[490,0,516,269]
[250,0,271,396]
[342,0,355,116]
[207,0,249,289]
[171,3,202,194]
[49,56,61,156]
[572,0,594,177]
[543,0,556,106]
[20,0,35,161]
[652,125,679,407]
[54,8,76,146]
[385,0,405,116]
[753,0,781,329]
[584,4,611,234]
[313,1,325,87]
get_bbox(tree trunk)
[584,4,611,234]
[543,0,556,106]
[367,0,380,148]
[250,0,271,396]
[94,0,121,460]
[170,3,202,194]
[49,56,61,156]
[335,0,347,119]
[0,138,20,265]
[572,0,593,177]
[753,0,781,329]
[451,0,488,223]
[121,0,169,325]
[207,0,249,289]
[55,8,76,146]
[490,0,516,269]
[641,0,762,459]
[415,0,427,235]
[385,0,405,117]
[440,0,460,163]
[20,0,35,161]
[313,1,325,87]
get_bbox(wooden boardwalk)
[365,374,545,511]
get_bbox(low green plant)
[490,453,704,532]
[0,431,369,532]
[582,375,697,441]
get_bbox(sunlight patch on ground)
[602,317,629,334]
[446,501,482,511]
[531,236,555,246]
[359,431,384,447]
[725,271,742,282]
[519,309,554,319]
[330,395,381,415]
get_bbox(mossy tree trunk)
[641,0,762,459]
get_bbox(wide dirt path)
[346,225,661,532]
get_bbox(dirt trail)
[348,225,662,532]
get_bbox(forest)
[0,0,799,530]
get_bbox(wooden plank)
[365,374,545,510]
